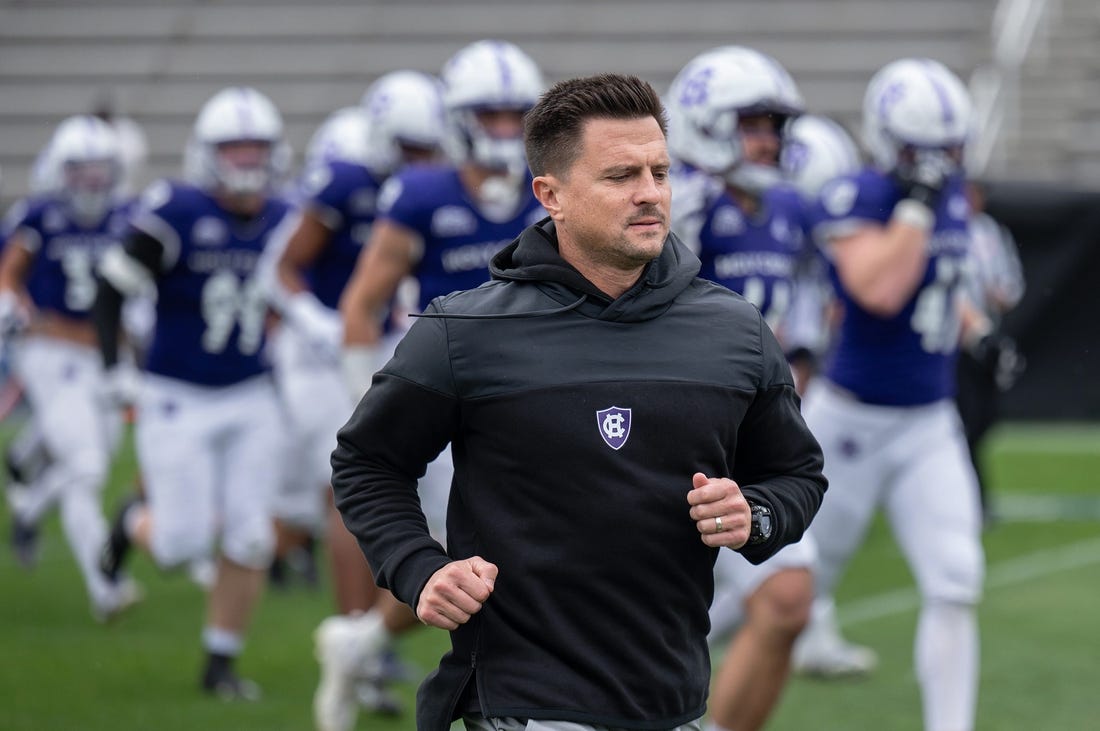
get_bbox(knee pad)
[151,520,215,569]
[927,542,985,605]
[62,449,111,494]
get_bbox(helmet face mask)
[185,87,290,196]
[47,115,122,224]
[211,140,275,197]
[667,45,804,193]
[862,58,972,173]
[458,107,527,179]
[441,40,544,179]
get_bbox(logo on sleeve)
[822,179,857,217]
[597,406,632,451]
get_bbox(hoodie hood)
[488,217,702,323]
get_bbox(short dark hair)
[524,73,667,178]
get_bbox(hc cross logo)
[596,406,632,451]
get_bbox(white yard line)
[992,493,1100,522]
[839,535,1100,627]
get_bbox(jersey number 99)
[200,270,266,355]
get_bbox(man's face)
[543,116,671,271]
[738,113,782,167]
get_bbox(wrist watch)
[748,502,773,545]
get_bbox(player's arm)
[0,230,37,336]
[258,207,343,350]
[339,219,419,346]
[93,231,163,368]
[0,230,36,300]
[828,145,957,317]
[828,204,931,317]
[338,219,419,396]
[274,208,330,297]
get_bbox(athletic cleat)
[792,627,878,679]
[202,666,262,702]
[91,577,144,624]
[355,678,404,716]
[313,613,389,731]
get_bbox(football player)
[94,87,294,700]
[0,115,139,620]
[667,46,826,731]
[262,72,447,586]
[801,58,984,731]
[774,113,887,679]
[316,39,547,731]
[259,70,449,718]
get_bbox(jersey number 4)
[911,257,962,354]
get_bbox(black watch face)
[750,505,772,543]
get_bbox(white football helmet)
[667,45,804,193]
[47,115,123,224]
[359,70,448,177]
[305,106,371,168]
[862,58,972,171]
[781,115,862,202]
[184,86,292,195]
[441,39,544,177]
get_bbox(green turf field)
[1,421,1097,730]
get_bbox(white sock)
[203,626,244,657]
[916,601,978,731]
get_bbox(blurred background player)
[667,45,846,731]
[94,86,293,700]
[0,115,140,620]
[262,105,371,595]
[779,113,884,679]
[801,58,985,731]
[258,69,449,718]
[318,39,547,731]
[779,113,863,396]
[262,72,447,597]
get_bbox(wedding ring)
[714,515,724,533]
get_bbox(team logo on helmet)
[596,406,632,451]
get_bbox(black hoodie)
[331,218,827,730]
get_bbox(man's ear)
[532,175,562,219]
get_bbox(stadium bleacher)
[0,0,1091,209]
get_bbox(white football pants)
[802,380,984,731]
[136,373,282,570]
[13,336,122,607]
